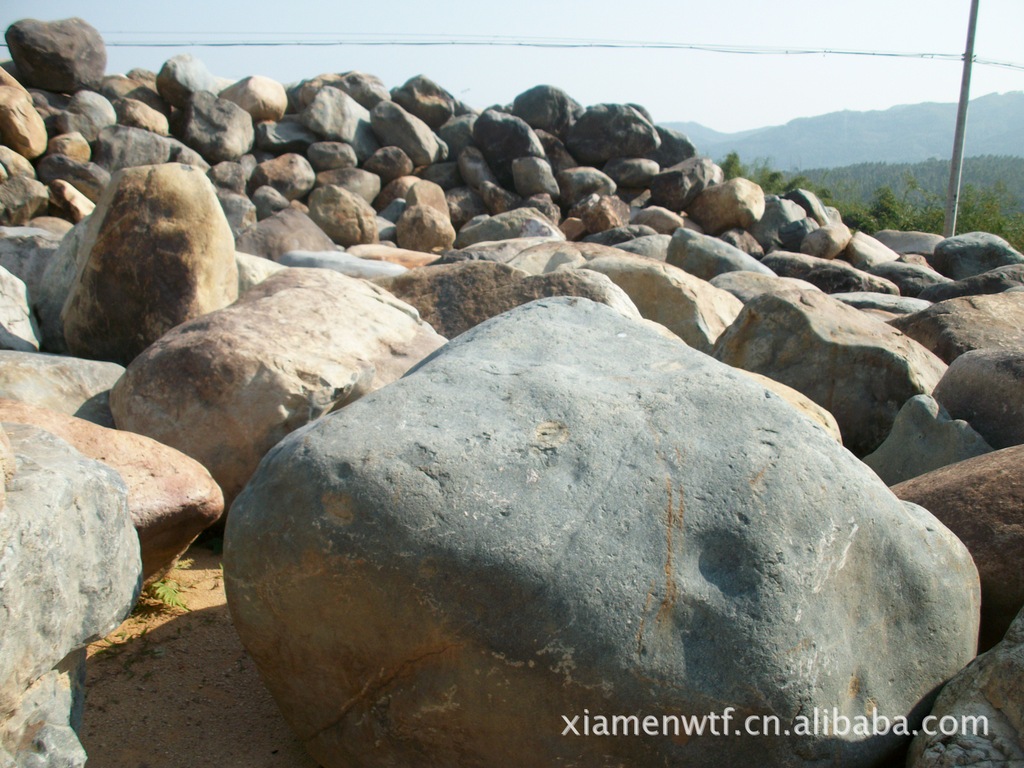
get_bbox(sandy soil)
[80,543,320,768]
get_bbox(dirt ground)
[80,543,320,768]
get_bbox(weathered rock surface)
[454,208,563,248]
[226,297,978,768]
[277,250,406,279]
[708,271,822,303]
[110,268,445,503]
[907,606,1024,767]
[894,446,1024,651]
[0,350,123,426]
[714,290,947,455]
[565,104,660,165]
[917,263,1024,303]
[0,423,140,768]
[868,260,951,298]
[0,399,223,579]
[0,265,39,351]
[370,100,445,167]
[667,227,774,280]
[378,260,639,338]
[578,252,743,353]
[862,394,992,485]
[93,125,208,172]
[890,293,1024,363]
[472,109,545,189]
[219,75,287,122]
[686,177,765,235]
[61,162,238,364]
[762,251,899,295]
[933,348,1024,450]
[234,207,336,261]
[0,86,47,160]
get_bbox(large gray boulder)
[917,263,1024,302]
[668,227,774,280]
[471,109,545,190]
[565,103,660,165]
[299,86,379,162]
[234,207,336,261]
[93,125,208,172]
[110,268,445,504]
[889,293,1024,363]
[179,90,255,164]
[369,100,446,167]
[0,424,140,768]
[714,290,948,456]
[933,348,1024,450]
[907,606,1024,767]
[226,297,979,768]
[0,265,38,351]
[761,251,899,295]
[511,84,583,139]
[0,350,123,426]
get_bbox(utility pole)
[944,0,981,237]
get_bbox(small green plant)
[142,577,189,612]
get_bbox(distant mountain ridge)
[664,92,1024,170]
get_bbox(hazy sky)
[2,0,1022,133]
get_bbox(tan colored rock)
[235,251,286,295]
[374,175,420,211]
[714,289,947,455]
[559,216,587,240]
[801,222,853,260]
[740,370,843,443]
[308,184,379,247]
[219,75,287,122]
[842,230,900,270]
[631,205,686,234]
[0,86,46,160]
[575,252,742,353]
[61,163,239,365]
[114,97,170,136]
[396,204,456,253]
[0,399,224,579]
[46,132,91,163]
[405,179,448,215]
[0,69,28,96]
[110,268,446,504]
[0,146,36,180]
[686,177,765,235]
[890,293,1024,364]
[48,179,95,223]
[347,243,438,269]
[505,241,620,275]
[377,259,640,339]
[576,194,629,233]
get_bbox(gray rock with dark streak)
[648,156,722,212]
[93,125,209,172]
[762,251,899,295]
[565,103,660,165]
[930,231,1024,280]
[225,296,979,768]
[918,263,1024,302]
[472,109,546,190]
[4,17,106,93]
[868,260,951,298]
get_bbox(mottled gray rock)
[454,209,563,249]
[918,263,1024,302]
[511,156,559,199]
[111,268,444,503]
[582,224,659,247]
[299,86,379,162]
[225,296,979,768]
[0,265,39,351]
[0,226,62,305]
[603,157,658,189]
[613,233,671,261]
[869,260,951,298]
[216,189,257,236]
[363,145,414,186]
[436,113,477,160]
[472,109,545,190]
[250,185,289,221]
[314,167,380,204]
[31,221,86,352]
[930,231,1024,280]
[762,251,899,295]
[907,606,1024,767]
[179,90,255,164]
[842,231,901,270]
[370,100,446,167]
[668,228,775,280]
[933,348,1024,450]
[511,84,582,139]
[0,176,48,226]
[831,292,931,315]
[709,271,822,303]
[306,141,357,173]
[0,350,122,426]
[4,17,106,92]
[565,103,660,165]
[156,53,218,109]
[556,166,616,207]
[714,290,948,455]
[248,153,315,201]
[750,196,809,253]
[781,188,830,226]
[648,156,722,212]
[863,394,992,485]
[35,154,110,203]
[93,125,209,172]
[646,124,697,168]
[0,423,140,768]
[890,293,1024,363]
[254,117,318,155]
[52,90,116,142]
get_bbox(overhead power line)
[3,32,1021,72]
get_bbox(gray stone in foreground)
[0,350,123,426]
[226,297,978,768]
[0,424,140,768]
[930,231,1024,280]
[862,394,992,485]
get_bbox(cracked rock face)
[225,297,979,768]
